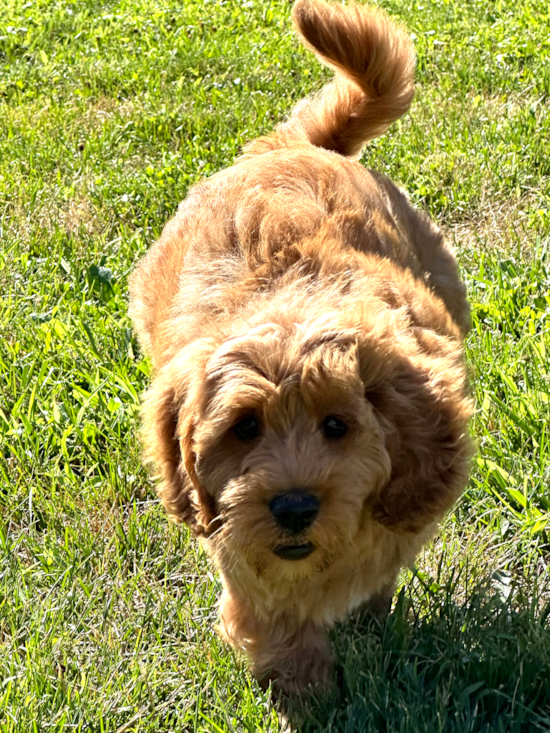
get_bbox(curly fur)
[129,0,473,693]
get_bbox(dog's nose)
[269,490,320,534]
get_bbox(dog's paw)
[258,636,334,696]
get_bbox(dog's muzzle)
[269,490,319,561]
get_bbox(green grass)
[1,0,550,730]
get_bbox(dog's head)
[142,305,471,579]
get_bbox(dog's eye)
[233,415,261,442]
[321,415,348,440]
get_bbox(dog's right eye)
[321,415,348,440]
[233,415,261,442]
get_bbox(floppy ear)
[140,353,217,537]
[360,331,472,534]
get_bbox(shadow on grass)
[279,570,550,733]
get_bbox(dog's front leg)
[362,580,396,619]
[253,618,334,695]
[218,589,333,694]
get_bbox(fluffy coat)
[129,0,472,692]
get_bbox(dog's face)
[190,324,392,578]
[144,307,471,581]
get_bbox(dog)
[128,0,473,694]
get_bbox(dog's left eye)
[321,415,348,440]
[233,415,261,442]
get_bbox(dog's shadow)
[277,570,550,732]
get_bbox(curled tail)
[244,0,415,158]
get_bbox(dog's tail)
[244,0,415,158]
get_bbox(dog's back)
[239,0,468,332]
[130,0,469,365]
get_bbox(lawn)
[1,0,550,730]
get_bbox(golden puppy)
[129,0,472,693]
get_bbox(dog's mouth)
[273,542,315,561]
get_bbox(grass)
[1,0,550,730]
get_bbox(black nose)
[269,490,320,534]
